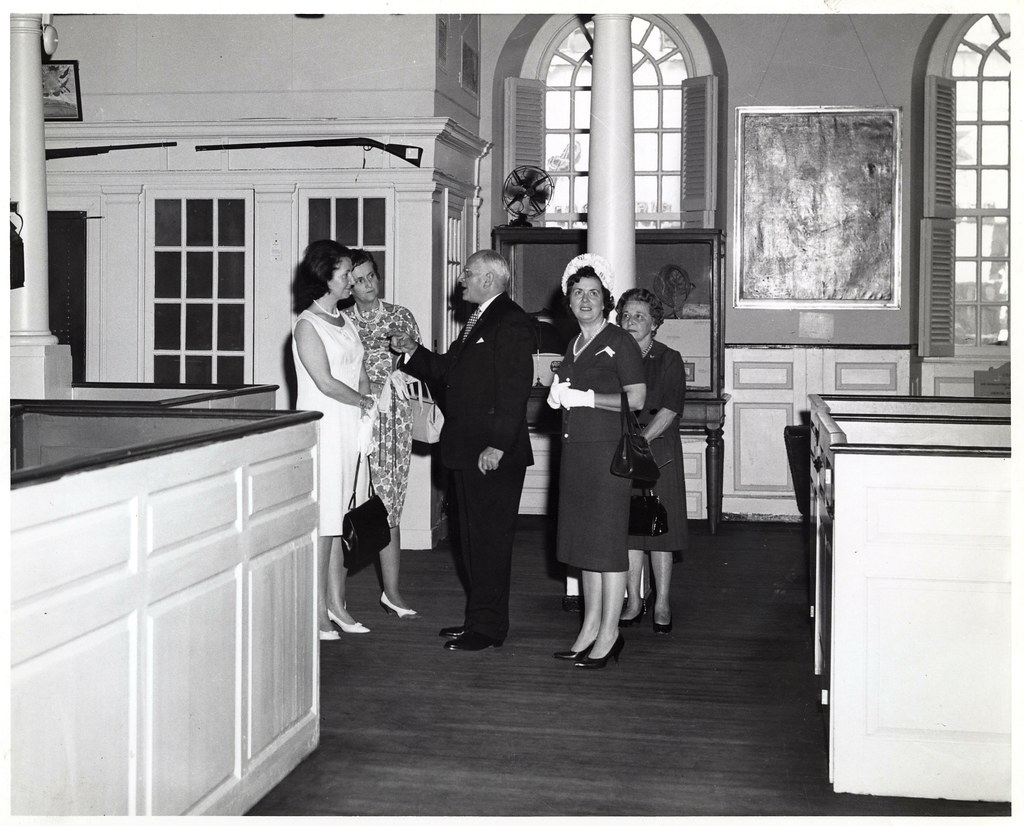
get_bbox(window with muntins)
[306,195,388,296]
[952,14,1011,351]
[151,196,251,384]
[543,16,691,228]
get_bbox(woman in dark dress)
[547,254,646,668]
[616,288,689,634]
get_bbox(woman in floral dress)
[348,248,421,618]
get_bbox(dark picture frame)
[436,17,448,70]
[492,227,725,397]
[735,106,901,308]
[42,60,82,122]
[461,41,478,96]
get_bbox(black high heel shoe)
[553,643,594,661]
[653,617,673,634]
[618,598,647,627]
[574,635,624,669]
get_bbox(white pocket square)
[598,346,615,357]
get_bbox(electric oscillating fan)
[501,165,555,227]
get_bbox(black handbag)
[610,392,660,485]
[629,490,669,536]
[341,454,391,569]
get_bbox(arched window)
[543,17,690,228]
[505,15,717,230]
[921,14,1011,358]
[951,14,1010,351]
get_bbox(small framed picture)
[42,60,82,122]
[437,16,448,70]
[461,42,478,96]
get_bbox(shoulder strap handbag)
[341,454,392,569]
[410,379,444,444]
[610,391,660,485]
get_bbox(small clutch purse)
[629,490,669,536]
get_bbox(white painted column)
[567,13,637,600]
[394,186,447,550]
[10,13,71,397]
[588,13,636,298]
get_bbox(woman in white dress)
[293,240,376,638]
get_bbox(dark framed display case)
[493,227,725,398]
[494,226,730,532]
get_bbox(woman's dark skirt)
[556,438,632,572]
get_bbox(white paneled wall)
[913,356,1008,396]
[10,423,320,815]
[723,347,911,518]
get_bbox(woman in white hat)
[547,254,646,668]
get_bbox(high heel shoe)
[327,608,370,634]
[380,592,418,619]
[653,617,673,634]
[553,643,594,661]
[574,635,624,669]
[618,599,647,627]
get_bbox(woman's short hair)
[348,247,378,274]
[294,239,351,312]
[615,287,665,330]
[563,267,615,317]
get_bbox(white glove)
[356,414,375,454]
[389,371,413,401]
[559,387,595,409]
[375,374,393,421]
[547,375,567,409]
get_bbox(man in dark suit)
[390,249,535,651]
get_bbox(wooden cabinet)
[492,227,725,398]
[498,227,729,528]
[808,397,1011,801]
[10,403,322,814]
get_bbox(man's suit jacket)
[403,292,535,471]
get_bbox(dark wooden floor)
[248,517,1010,817]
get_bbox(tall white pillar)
[566,13,638,602]
[10,13,71,398]
[588,13,635,298]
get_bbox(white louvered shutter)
[680,75,719,228]
[919,76,957,357]
[924,75,956,219]
[504,77,545,175]
[918,218,956,357]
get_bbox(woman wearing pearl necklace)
[293,240,377,637]
[347,248,421,619]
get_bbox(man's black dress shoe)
[439,625,466,638]
[444,630,503,651]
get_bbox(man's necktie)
[460,307,482,343]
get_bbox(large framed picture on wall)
[734,106,901,309]
[493,227,725,397]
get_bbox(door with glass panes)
[301,192,391,296]
[147,192,254,385]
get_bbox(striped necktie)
[460,307,482,343]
